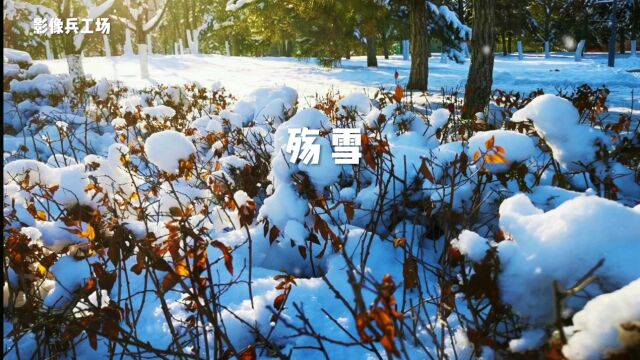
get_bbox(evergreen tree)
[406,1,470,91]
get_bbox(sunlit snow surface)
[39,52,640,113]
[4,52,639,359]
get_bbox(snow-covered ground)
[5,48,640,359]
[40,53,640,112]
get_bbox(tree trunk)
[231,36,239,56]
[463,0,496,119]
[45,40,54,60]
[544,12,551,58]
[501,31,507,56]
[507,33,512,54]
[124,29,134,56]
[103,35,111,57]
[544,40,550,58]
[66,54,85,79]
[187,29,194,54]
[402,39,410,60]
[407,0,429,90]
[517,40,524,60]
[619,32,625,54]
[52,37,60,59]
[147,34,153,54]
[440,47,448,63]
[382,32,390,59]
[284,40,292,57]
[138,44,149,78]
[575,39,585,62]
[632,0,639,56]
[62,26,84,80]
[366,35,378,67]
[4,19,13,48]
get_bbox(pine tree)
[406,1,470,91]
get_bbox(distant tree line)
[3,0,639,116]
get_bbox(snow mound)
[233,86,298,125]
[563,279,640,360]
[142,105,176,118]
[338,93,373,115]
[467,130,535,172]
[4,48,33,66]
[44,256,93,308]
[511,94,599,171]
[451,230,490,262]
[509,329,546,353]
[10,74,72,97]
[497,193,640,324]
[144,130,196,173]
[25,63,50,79]
[429,108,450,130]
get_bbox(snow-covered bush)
[3,49,640,359]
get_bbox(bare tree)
[58,0,115,79]
[118,0,169,78]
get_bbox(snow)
[142,0,167,32]
[429,107,450,130]
[24,63,49,78]
[9,73,72,97]
[233,86,297,126]
[466,129,536,172]
[36,53,640,114]
[496,193,640,325]
[511,94,600,171]
[4,48,32,66]
[142,104,176,118]
[4,47,640,359]
[44,255,93,308]
[338,92,373,116]
[562,279,640,360]
[4,63,21,79]
[86,0,115,20]
[233,190,251,206]
[451,230,490,262]
[144,130,196,173]
[509,328,547,353]
[226,0,256,11]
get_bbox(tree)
[407,0,429,90]
[406,1,470,91]
[3,0,56,59]
[530,0,561,57]
[463,0,496,118]
[632,0,640,55]
[352,0,390,67]
[57,0,115,79]
[117,0,169,78]
[495,0,530,56]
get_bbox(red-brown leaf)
[212,240,234,276]
[393,85,404,103]
[273,293,287,311]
